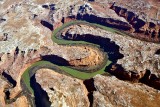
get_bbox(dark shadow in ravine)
[139,70,160,90]
[2,72,17,87]
[30,75,51,107]
[40,20,53,31]
[105,64,160,90]
[104,63,131,80]
[83,78,96,107]
[42,4,55,10]
[155,49,160,55]
[68,13,131,31]
[110,5,146,31]
[5,90,10,100]
[41,55,70,66]
[88,92,94,107]
[62,33,124,63]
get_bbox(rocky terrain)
[0,0,160,106]
[68,45,107,71]
[93,75,160,107]
[36,69,160,107]
[36,69,89,107]
[61,24,160,76]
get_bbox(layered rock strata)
[110,2,160,42]
[68,45,107,71]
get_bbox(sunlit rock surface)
[35,68,89,107]
[93,75,160,107]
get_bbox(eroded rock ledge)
[93,75,160,107]
[110,2,160,42]
[35,68,90,107]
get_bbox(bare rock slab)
[93,75,160,107]
[35,68,90,107]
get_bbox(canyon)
[0,0,160,107]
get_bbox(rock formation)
[35,68,90,107]
[110,2,160,42]
[0,0,160,106]
[93,75,160,107]
[68,45,107,71]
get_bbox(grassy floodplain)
[22,20,126,94]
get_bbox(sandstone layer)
[68,45,107,71]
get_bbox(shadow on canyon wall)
[105,64,160,90]
[62,33,124,63]
[42,4,55,10]
[2,72,16,87]
[155,49,160,55]
[139,70,160,90]
[111,5,145,30]
[41,20,53,31]
[66,13,131,31]
[30,75,51,107]
[41,55,70,66]
[83,78,96,107]
[110,3,160,40]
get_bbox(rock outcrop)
[93,75,160,107]
[6,96,30,107]
[0,77,10,107]
[35,71,160,107]
[68,45,107,71]
[110,2,160,42]
[35,68,90,107]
